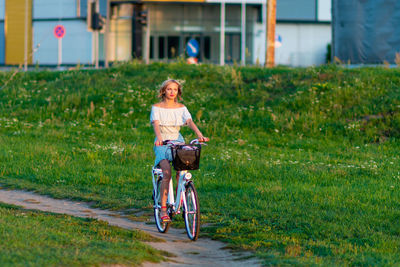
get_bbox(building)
[0,0,331,67]
[332,0,400,64]
[275,0,331,66]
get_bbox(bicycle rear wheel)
[154,178,170,233]
[183,181,200,241]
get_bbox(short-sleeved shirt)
[150,105,192,141]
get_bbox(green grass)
[0,62,400,265]
[0,203,164,266]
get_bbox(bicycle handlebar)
[190,138,208,146]
[162,139,208,146]
[162,140,182,146]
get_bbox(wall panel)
[34,0,77,19]
[33,20,92,64]
[317,0,331,21]
[5,0,32,65]
[277,0,316,21]
[333,0,400,64]
[0,0,3,64]
[275,23,331,66]
[0,0,4,20]
[0,21,4,64]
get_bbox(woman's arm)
[152,120,164,146]
[186,119,209,142]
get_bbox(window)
[77,0,88,18]
[277,0,316,21]
[167,36,179,58]
[150,36,154,59]
[154,35,211,61]
[158,37,165,59]
[204,36,210,60]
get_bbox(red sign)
[54,25,66,39]
[187,57,198,65]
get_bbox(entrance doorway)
[150,34,212,62]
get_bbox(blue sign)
[275,34,282,48]
[186,39,199,57]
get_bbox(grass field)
[0,62,400,265]
[0,202,163,266]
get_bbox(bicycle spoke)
[184,182,200,241]
[192,214,196,235]
[154,178,170,233]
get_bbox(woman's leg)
[175,171,180,195]
[159,159,172,219]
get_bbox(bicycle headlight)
[185,173,192,180]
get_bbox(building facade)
[0,0,331,67]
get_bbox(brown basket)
[171,144,201,171]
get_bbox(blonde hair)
[158,79,183,101]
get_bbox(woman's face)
[164,82,179,101]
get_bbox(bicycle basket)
[171,144,201,171]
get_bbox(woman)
[150,79,209,222]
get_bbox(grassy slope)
[0,62,399,265]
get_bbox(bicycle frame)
[152,167,192,214]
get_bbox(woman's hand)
[154,138,163,146]
[198,136,209,142]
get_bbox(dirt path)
[0,188,260,266]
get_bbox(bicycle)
[151,139,205,241]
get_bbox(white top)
[150,105,192,141]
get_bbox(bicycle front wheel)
[154,178,170,233]
[183,181,200,241]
